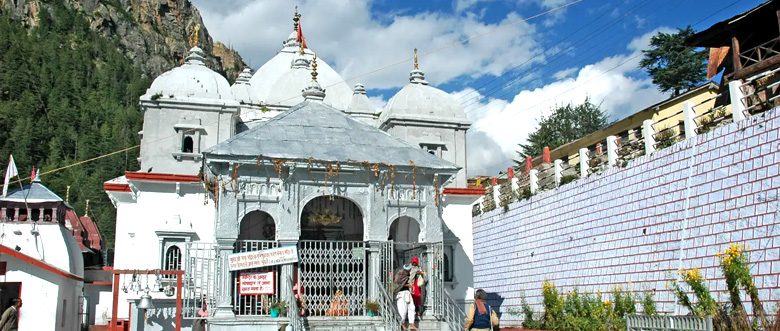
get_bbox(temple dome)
[231,67,254,104]
[247,29,352,109]
[380,67,469,125]
[346,84,378,126]
[143,47,234,101]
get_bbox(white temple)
[105,8,481,331]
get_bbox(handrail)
[287,275,305,331]
[693,93,722,108]
[374,277,402,331]
[442,290,467,331]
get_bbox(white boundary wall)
[473,108,780,324]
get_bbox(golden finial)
[311,53,318,82]
[414,48,418,70]
[193,24,200,47]
[293,6,300,30]
[300,39,305,55]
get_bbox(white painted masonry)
[473,107,780,325]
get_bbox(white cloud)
[552,67,578,80]
[464,29,671,167]
[368,95,387,113]
[192,0,544,90]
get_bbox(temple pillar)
[13,208,18,222]
[212,239,236,320]
[424,244,435,316]
[367,241,382,299]
[278,239,299,303]
[0,208,5,221]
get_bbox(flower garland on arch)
[219,155,444,205]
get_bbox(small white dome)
[346,84,378,126]
[144,47,234,101]
[380,68,468,124]
[231,67,254,104]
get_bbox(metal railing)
[374,277,402,331]
[233,240,280,316]
[182,242,218,319]
[287,274,306,331]
[653,125,682,150]
[626,315,712,331]
[616,135,644,164]
[741,68,780,115]
[693,103,729,134]
[442,290,466,331]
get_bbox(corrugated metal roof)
[205,100,460,171]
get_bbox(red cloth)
[297,20,308,49]
[476,300,487,315]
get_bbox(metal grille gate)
[233,240,280,316]
[298,240,366,316]
[183,242,218,319]
[396,242,444,317]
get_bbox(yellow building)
[533,81,732,166]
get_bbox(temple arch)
[299,195,364,241]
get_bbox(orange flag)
[297,19,308,49]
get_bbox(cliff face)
[0,0,247,82]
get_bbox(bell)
[137,292,155,310]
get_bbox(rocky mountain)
[0,0,247,82]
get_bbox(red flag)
[30,166,35,180]
[297,19,308,49]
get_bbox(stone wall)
[473,108,780,325]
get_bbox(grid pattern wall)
[473,108,780,324]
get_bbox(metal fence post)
[706,315,713,331]
[607,135,618,167]
[682,101,697,140]
[643,119,656,154]
[728,80,746,122]
[579,148,589,178]
[553,160,563,186]
[529,169,539,194]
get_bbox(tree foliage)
[0,2,150,247]
[517,97,609,161]
[639,26,708,97]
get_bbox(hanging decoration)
[308,209,341,225]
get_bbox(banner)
[239,271,275,295]
[228,246,298,271]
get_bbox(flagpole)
[14,172,34,230]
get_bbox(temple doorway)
[298,196,366,316]
[233,211,279,316]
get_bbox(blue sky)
[193,0,763,176]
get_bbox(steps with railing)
[375,277,402,331]
[442,290,466,331]
[287,275,306,331]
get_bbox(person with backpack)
[464,289,499,331]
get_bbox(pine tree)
[0,2,150,247]
[639,26,708,97]
[517,97,609,162]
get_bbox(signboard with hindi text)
[228,246,299,271]
[239,271,275,295]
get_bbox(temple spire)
[293,6,300,31]
[414,48,419,70]
[311,53,318,82]
[409,48,427,85]
[302,53,326,101]
[192,24,200,48]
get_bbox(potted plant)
[366,300,380,317]
[269,299,287,318]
